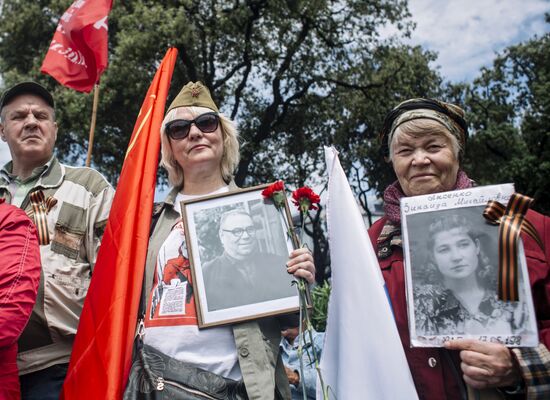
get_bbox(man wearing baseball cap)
[0,81,115,399]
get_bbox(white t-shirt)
[143,186,242,380]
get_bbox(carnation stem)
[296,212,329,399]
[264,185,328,398]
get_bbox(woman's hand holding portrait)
[445,339,522,389]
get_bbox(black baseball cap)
[0,81,55,111]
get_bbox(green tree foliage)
[0,1,441,187]
[446,19,550,214]
[1,0,444,280]
[325,44,442,224]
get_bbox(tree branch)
[228,1,264,118]
[235,14,312,184]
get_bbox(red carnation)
[292,186,321,213]
[262,180,286,208]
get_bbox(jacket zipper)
[157,377,218,400]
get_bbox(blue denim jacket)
[280,330,325,400]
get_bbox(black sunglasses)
[165,112,219,140]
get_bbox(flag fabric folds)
[61,48,178,399]
[318,146,418,399]
[40,0,113,92]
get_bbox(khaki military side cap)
[167,81,219,113]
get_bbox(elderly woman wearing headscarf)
[367,98,550,400]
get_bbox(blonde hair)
[388,118,462,162]
[160,106,240,188]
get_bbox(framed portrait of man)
[401,183,539,347]
[181,184,301,327]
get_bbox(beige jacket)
[0,157,115,374]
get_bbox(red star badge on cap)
[191,86,201,98]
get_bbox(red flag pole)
[85,84,100,167]
[61,48,179,400]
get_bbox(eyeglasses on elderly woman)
[165,112,219,140]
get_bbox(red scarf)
[383,170,473,224]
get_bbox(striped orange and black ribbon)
[29,190,57,245]
[483,193,543,301]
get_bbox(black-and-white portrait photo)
[200,204,295,310]
[181,186,300,327]
[401,185,538,347]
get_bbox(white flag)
[318,146,418,399]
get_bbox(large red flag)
[61,48,178,399]
[40,0,113,92]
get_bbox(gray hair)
[388,118,461,162]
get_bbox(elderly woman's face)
[432,228,480,281]
[391,121,459,197]
[168,106,224,175]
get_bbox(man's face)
[220,213,257,260]
[0,94,57,166]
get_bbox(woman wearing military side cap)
[367,98,550,399]
[123,82,315,399]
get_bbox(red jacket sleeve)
[0,202,41,349]
[523,210,550,347]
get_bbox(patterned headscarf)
[379,98,468,160]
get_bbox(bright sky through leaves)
[1,0,548,167]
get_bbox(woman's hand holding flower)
[287,248,315,284]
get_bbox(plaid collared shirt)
[512,343,550,399]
